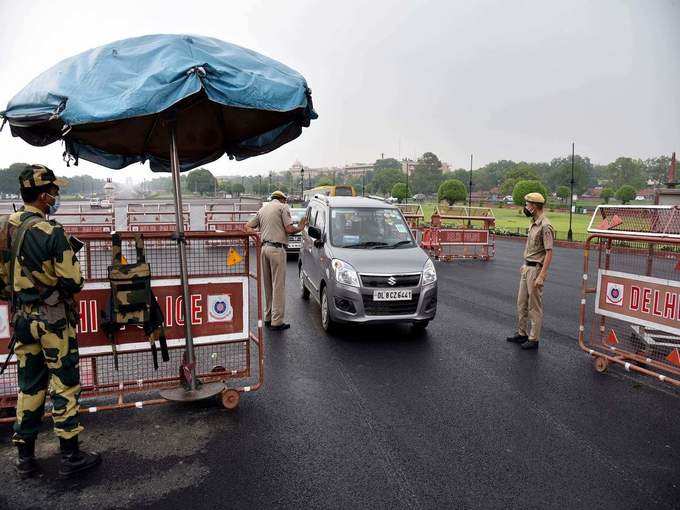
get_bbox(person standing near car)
[246,191,306,331]
[506,192,554,350]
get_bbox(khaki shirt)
[246,200,293,244]
[524,213,554,264]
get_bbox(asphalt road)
[1,239,679,509]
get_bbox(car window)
[329,208,414,248]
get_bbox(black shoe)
[506,333,528,343]
[520,340,539,350]
[269,323,290,331]
[264,321,271,328]
[15,439,39,479]
[59,437,102,479]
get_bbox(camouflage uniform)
[2,172,84,445]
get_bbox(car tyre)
[299,267,310,300]
[320,287,334,332]
[412,320,430,331]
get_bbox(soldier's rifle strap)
[1,215,43,374]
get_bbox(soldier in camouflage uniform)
[6,165,101,478]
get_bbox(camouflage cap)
[19,164,67,189]
[270,190,288,201]
[524,192,546,204]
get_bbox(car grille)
[360,274,421,288]
[362,293,420,316]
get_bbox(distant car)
[412,193,426,201]
[504,195,513,203]
[287,207,307,255]
[89,197,101,208]
[100,199,112,208]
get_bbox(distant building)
[342,163,374,177]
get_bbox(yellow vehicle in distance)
[303,185,356,202]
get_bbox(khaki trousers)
[517,265,544,341]
[261,245,287,326]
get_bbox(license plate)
[288,242,301,249]
[373,289,412,301]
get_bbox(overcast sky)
[0,0,678,182]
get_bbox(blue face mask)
[45,192,60,215]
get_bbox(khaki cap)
[524,192,545,204]
[270,190,287,201]
[19,164,67,189]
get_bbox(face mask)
[45,192,60,215]
[523,206,533,217]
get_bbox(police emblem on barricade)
[605,282,624,306]
[208,294,233,322]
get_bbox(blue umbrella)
[0,34,317,400]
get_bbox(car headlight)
[332,259,360,287]
[422,258,437,285]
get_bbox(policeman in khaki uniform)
[507,192,554,350]
[4,165,101,478]
[246,191,306,331]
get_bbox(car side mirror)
[308,225,321,240]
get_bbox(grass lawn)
[419,203,593,238]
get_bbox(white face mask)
[45,192,60,215]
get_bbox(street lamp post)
[468,154,473,227]
[258,174,262,197]
[568,142,575,242]
[269,172,272,194]
[406,164,409,204]
[300,167,304,200]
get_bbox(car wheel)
[321,287,334,332]
[412,320,429,331]
[299,267,310,299]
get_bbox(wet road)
[1,239,679,509]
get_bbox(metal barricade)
[127,202,190,231]
[204,204,256,232]
[0,230,264,417]
[53,204,116,235]
[396,203,424,245]
[421,205,496,260]
[579,205,680,386]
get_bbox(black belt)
[525,260,542,267]
[264,241,285,248]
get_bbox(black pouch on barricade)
[102,233,169,370]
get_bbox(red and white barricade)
[421,205,495,260]
[0,230,264,416]
[53,205,116,236]
[579,205,680,386]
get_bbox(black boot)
[59,436,102,479]
[15,438,39,479]
[506,333,528,343]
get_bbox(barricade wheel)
[221,389,240,410]
[594,357,609,373]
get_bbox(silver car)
[299,196,437,331]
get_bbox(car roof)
[311,196,394,208]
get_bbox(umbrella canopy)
[0,34,317,171]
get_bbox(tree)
[556,185,570,203]
[512,180,548,207]
[219,180,232,194]
[500,163,539,196]
[391,182,408,203]
[370,167,405,195]
[615,185,636,204]
[411,152,443,194]
[644,155,672,184]
[478,160,516,189]
[232,182,245,197]
[373,158,401,172]
[547,155,595,195]
[186,168,216,195]
[438,179,467,205]
[606,157,645,190]
[600,187,614,204]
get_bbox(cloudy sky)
[0,0,678,181]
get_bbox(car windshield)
[290,209,306,222]
[329,208,415,249]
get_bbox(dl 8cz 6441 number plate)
[373,290,412,301]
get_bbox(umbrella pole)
[168,127,197,391]
[160,126,224,402]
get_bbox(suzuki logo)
[387,276,397,286]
